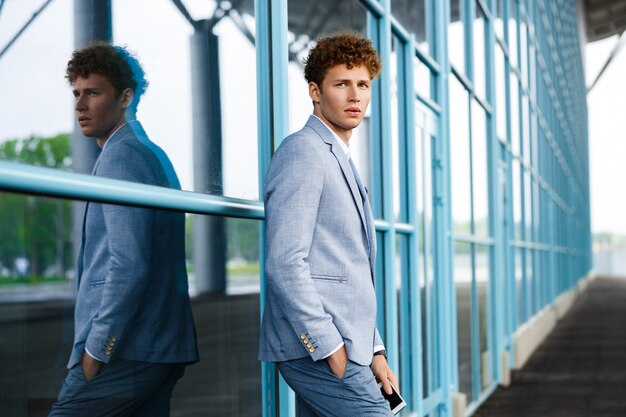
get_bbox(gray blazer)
[68,121,198,368]
[259,116,383,366]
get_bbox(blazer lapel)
[306,117,368,234]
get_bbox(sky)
[1,0,625,235]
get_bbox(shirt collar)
[312,114,350,157]
[101,120,131,152]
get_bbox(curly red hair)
[304,33,382,87]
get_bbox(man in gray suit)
[259,33,399,416]
[49,43,198,417]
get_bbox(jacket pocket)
[310,274,347,283]
[89,279,106,288]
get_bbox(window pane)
[449,80,471,235]
[391,38,408,222]
[396,234,417,412]
[476,245,490,391]
[512,160,523,240]
[449,0,466,73]
[471,101,489,237]
[414,55,434,101]
[524,169,533,241]
[455,241,473,400]
[286,0,374,211]
[0,2,73,169]
[495,45,507,141]
[520,21,528,89]
[112,1,259,199]
[510,73,520,155]
[495,0,505,40]
[473,2,487,99]
[391,0,430,54]
[417,127,436,398]
[516,247,525,325]
[0,192,262,415]
[522,95,531,166]
[508,0,518,69]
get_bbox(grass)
[0,275,68,286]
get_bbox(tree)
[0,134,72,278]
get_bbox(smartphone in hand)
[378,381,407,415]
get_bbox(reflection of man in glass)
[259,33,399,416]
[49,43,198,417]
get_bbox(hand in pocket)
[326,345,348,379]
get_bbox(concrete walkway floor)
[474,276,626,417]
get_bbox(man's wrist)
[373,349,387,359]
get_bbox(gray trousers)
[278,356,394,417]
[48,357,185,417]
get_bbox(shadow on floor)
[474,276,626,417]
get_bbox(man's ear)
[120,88,134,109]
[308,82,321,104]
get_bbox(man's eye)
[88,91,99,96]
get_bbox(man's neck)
[96,117,128,149]
[313,109,352,146]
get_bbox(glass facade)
[0,0,591,416]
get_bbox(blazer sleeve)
[264,137,343,361]
[84,145,156,363]
[374,327,385,351]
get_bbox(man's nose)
[348,86,361,102]
[75,94,87,110]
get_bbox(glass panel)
[508,0,518,69]
[520,20,528,89]
[495,0,505,40]
[391,0,430,54]
[286,0,373,210]
[473,2,487,99]
[396,234,416,412]
[527,249,535,315]
[111,1,259,199]
[391,38,406,222]
[516,247,525,325]
[449,0,465,73]
[0,192,262,415]
[476,245,490,391]
[414,55,433,101]
[512,160,523,241]
[510,73,520,155]
[417,127,436,398]
[471,101,489,237]
[455,241,473,400]
[449,80,471,236]
[183,217,261,416]
[0,2,73,166]
[495,45,507,141]
[287,0,368,132]
[524,169,532,241]
[521,96,530,167]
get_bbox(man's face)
[73,73,131,144]
[309,64,372,143]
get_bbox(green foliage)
[0,134,73,279]
[0,133,71,169]
[227,218,259,262]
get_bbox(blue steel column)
[503,0,518,366]
[484,0,505,385]
[257,0,291,415]
[190,20,226,294]
[434,0,454,414]
[72,0,112,273]
[72,0,111,176]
